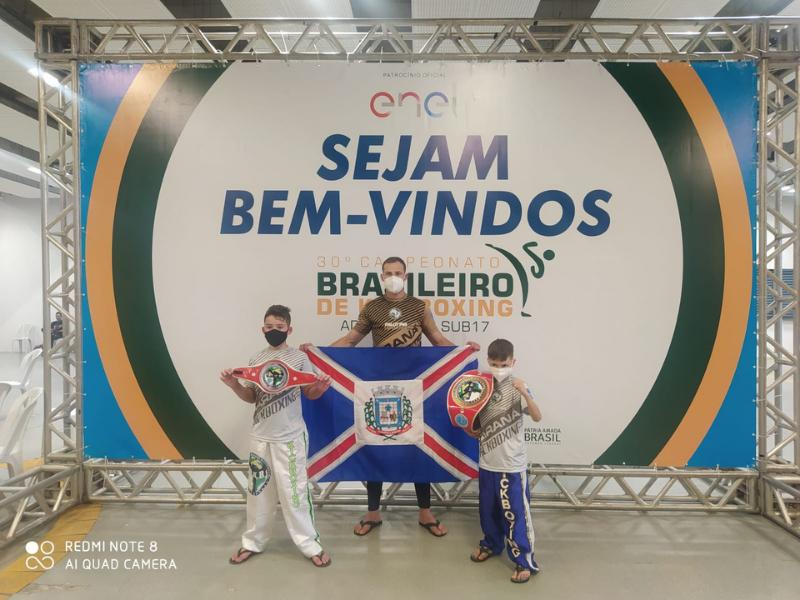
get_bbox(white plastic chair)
[0,383,11,416]
[0,387,41,478]
[0,348,42,393]
[11,323,35,353]
[28,324,42,349]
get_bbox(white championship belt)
[232,359,316,394]
[447,370,494,433]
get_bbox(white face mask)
[383,275,405,294]
[489,366,513,381]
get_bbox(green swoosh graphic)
[114,66,235,459]
[595,63,724,465]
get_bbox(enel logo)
[370,91,452,118]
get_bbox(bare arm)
[219,369,257,404]
[514,378,542,422]
[299,326,367,353]
[421,309,455,346]
[421,309,481,350]
[330,328,367,347]
[302,374,332,400]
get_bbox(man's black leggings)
[366,481,431,511]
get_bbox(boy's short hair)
[264,304,291,325]
[487,338,514,361]
[382,256,407,273]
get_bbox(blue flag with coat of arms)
[301,345,479,482]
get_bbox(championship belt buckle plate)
[447,370,494,433]
[232,359,316,394]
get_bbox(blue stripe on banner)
[688,62,757,468]
[80,64,148,459]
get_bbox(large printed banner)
[79,61,757,469]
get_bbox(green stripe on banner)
[596,64,725,465]
[113,66,234,459]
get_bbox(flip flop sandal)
[228,548,260,565]
[470,546,496,563]
[418,520,447,537]
[510,565,534,584]
[354,519,383,536]
[310,551,332,568]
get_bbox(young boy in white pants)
[220,304,332,567]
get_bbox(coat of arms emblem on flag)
[300,346,479,482]
[364,385,413,439]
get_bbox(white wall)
[0,194,60,350]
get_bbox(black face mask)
[264,329,288,347]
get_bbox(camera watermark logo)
[25,540,55,571]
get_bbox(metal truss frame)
[29,16,800,62]
[7,16,796,549]
[759,58,800,538]
[0,465,80,542]
[37,57,81,466]
[83,460,758,512]
[0,25,86,551]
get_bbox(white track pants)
[241,432,323,558]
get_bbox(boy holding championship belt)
[469,338,543,584]
[220,305,333,568]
